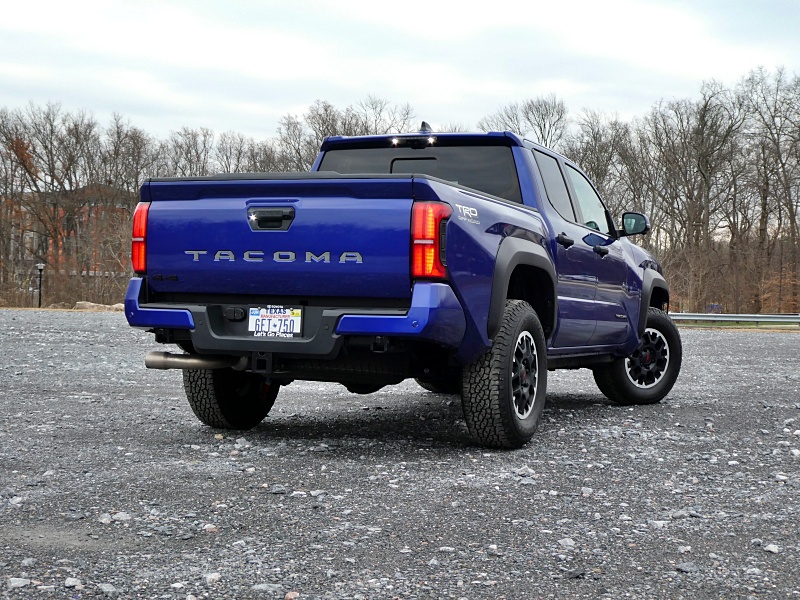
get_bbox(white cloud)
[0,0,797,138]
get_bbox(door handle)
[556,233,574,248]
[594,245,609,257]
[248,207,295,231]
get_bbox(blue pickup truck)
[125,127,681,448]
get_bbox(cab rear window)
[319,145,522,203]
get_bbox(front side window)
[564,165,611,235]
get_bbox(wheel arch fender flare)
[487,236,557,340]
[639,269,670,336]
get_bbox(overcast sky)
[1,0,798,140]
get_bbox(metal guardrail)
[670,313,800,324]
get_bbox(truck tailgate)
[144,176,413,298]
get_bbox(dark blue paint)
[145,178,414,299]
[127,132,667,375]
[125,277,194,329]
[336,282,465,346]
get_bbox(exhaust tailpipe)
[145,351,246,370]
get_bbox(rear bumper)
[124,278,466,356]
[125,277,194,329]
[335,282,465,346]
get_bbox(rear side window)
[319,145,522,203]
[532,150,575,221]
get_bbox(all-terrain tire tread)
[592,307,682,405]
[184,368,232,428]
[183,368,278,430]
[461,300,546,449]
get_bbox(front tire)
[183,368,279,429]
[462,300,547,449]
[593,307,682,405]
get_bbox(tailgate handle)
[248,207,295,231]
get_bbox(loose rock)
[8,578,31,589]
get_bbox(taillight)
[131,202,150,273]
[411,202,451,279]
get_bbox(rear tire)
[462,300,547,449]
[183,368,279,429]
[593,307,681,405]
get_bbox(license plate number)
[248,306,302,338]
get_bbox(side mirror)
[620,212,650,237]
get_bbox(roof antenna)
[419,121,433,133]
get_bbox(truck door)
[562,164,631,346]
[531,150,597,347]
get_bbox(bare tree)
[243,138,292,172]
[353,96,415,135]
[157,127,215,177]
[0,106,160,305]
[214,131,250,173]
[0,103,102,275]
[739,67,800,311]
[562,110,629,216]
[478,94,569,148]
[477,103,527,136]
[635,87,746,310]
[277,97,415,171]
[276,114,319,172]
[2,76,800,311]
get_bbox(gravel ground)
[1,309,799,599]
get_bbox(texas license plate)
[248,306,302,338]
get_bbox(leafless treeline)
[1,71,799,312]
[483,69,800,313]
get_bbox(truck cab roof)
[319,130,527,152]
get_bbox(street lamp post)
[36,263,45,308]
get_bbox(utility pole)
[36,263,45,308]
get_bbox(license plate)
[248,306,302,338]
